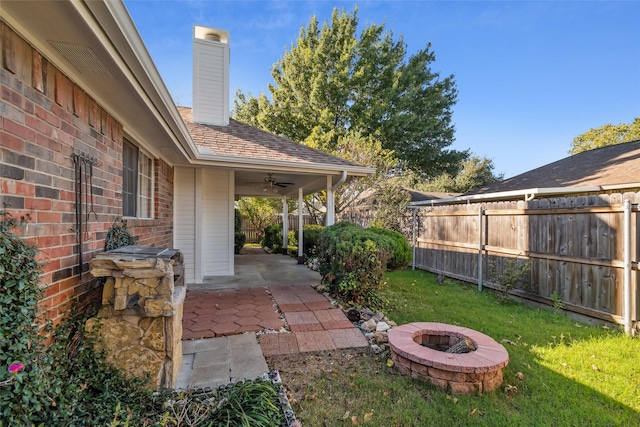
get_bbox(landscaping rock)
[374,331,389,344]
[376,321,391,332]
[359,308,376,320]
[371,312,385,323]
[361,319,377,332]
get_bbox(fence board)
[410,191,639,324]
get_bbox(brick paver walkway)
[182,288,284,340]
[182,284,368,354]
[260,285,368,355]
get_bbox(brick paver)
[296,331,336,352]
[259,333,300,356]
[328,328,369,349]
[182,288,285,339]
[183,284,369,356]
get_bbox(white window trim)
[123,140,155,220]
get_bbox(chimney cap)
[194,25,229,44]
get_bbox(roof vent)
[49,41,113,78]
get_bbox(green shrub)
[318,222,394,307]
[262,224,297,252]
[234,232,247,254]
[0,212,158,426]
[261,224,281,250]
[104,219,136,251]
[369,227,411,270]
[234,208,242,232]
[0,212,57,424]
[302,224,324,257]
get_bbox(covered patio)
[177,250,369,390]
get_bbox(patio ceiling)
[234,169,337,198]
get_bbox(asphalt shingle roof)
[178,107,360,168]
[467,140,640,195]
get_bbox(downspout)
[333,171,348,191]
[623,199,632,336]
[331,171,347,225]
[326,171,347,226]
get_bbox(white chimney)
[192,25,230,126]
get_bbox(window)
[123,139,154,219]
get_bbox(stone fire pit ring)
[388,322,509,394]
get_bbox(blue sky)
[124,0,640,178]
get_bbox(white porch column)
[326,175,335,226]
[298,187,304,264]
[282,196,289,255]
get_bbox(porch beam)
[326,175,335,226]
[298,187,304,264]
[282,196,289,255]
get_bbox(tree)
[371,181,411,233]
[236,198,278,241]
[303,130,398,221]
[570,117,640,154]
[234,6,466,178]
[399,155,502,194]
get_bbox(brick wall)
[1,22,174,327]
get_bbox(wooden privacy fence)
[241,215,317,243]
[410,192,639,330]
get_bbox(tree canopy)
[234,6,466,177]
[395,155,503,194]
[570,117,640,154]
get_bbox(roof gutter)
[409,185,607,207]
[192,152,375,176]
[96,1,200,160]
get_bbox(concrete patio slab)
[176,333,269,390]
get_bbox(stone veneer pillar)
[86,251,185,389]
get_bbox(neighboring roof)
[466,140,640,196]
[178,107,367,171]
[404,188,460,202]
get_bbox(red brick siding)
[1,22,174,326]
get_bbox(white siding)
[192,39,229,126]
[201,168,234,276]
[173,167,196,283]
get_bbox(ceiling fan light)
[273,187,279,193]
[262,187,268,192]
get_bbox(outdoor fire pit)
[388,322,508,394]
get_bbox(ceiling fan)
[245,173,294,193]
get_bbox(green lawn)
[286,269,640,426]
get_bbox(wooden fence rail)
[409,192,639,328]
[241,215,317,243]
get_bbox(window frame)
[122,138,155,220]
